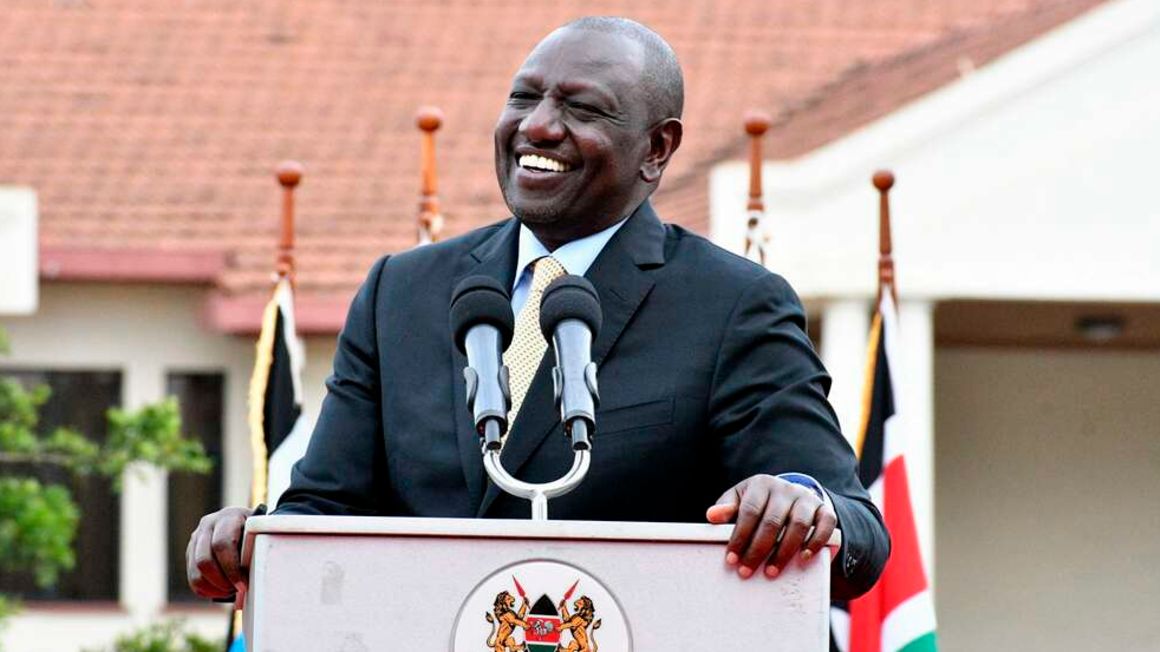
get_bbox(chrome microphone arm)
[480,349,598,521]
[481,419,592,521]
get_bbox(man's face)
[494,28,653,244]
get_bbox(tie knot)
[530,256,567,294]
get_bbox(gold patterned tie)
[504,256,567,429]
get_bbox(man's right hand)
[186,506,252,599]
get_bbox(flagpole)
[873,170,897,306]
[416,106,444,245]
[275,160,304,285]
[847,167,939,652]
[229,161,306,651]
[743,111,771,264]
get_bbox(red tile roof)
[656,0,1108,234]
[0,0,1105,333]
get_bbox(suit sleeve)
[274,255,391,516]
[708,271,890,599]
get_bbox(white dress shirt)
[510,218,628,314]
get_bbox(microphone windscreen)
[450,275,515,353]
[539,275,602,340]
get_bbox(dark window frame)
[164,370,227,604]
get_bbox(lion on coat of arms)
[485,591,530,652]
[558,595,602,652]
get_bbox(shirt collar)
[512,217,629,289]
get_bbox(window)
[165,372,225,603]
[0,369,122,601]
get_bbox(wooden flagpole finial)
[275,160,304,282]
[873,169,896,304]
[416,106,444,245]
[743,110,772,264]
[744,111,772,213]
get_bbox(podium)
[241,515,838,650]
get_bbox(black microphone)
[539,275,601,451]
[450,276,514,451]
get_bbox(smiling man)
[188,17,888,603]
[494,20,683,249]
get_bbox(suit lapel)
[451,220,520,512]
[588,201,665,365]
[477,201,667,517]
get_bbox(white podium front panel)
[242,516,835,651]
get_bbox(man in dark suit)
[189,17,888,601]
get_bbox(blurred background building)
[1,0,1156,650]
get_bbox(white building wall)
[0,187,38,315]
[0,282,339,651]
[935,348,1160,650]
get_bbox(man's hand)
[186,506,253,599]
[706,474,837,580]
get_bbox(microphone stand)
[478,397,596,522]
[482,440,590,521]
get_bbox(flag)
[226,276,309,651]
[248,277,309,509]
[834,292,938,652]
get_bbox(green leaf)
[0,377,47,434]
[0,478,79,587]
[99,399,212,484]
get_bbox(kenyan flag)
[524,594,561,651]
[842,293,938,652]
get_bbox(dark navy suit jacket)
[276,200,889,599]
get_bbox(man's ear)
[640,118,683,183]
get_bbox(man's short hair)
[562,16,685,123]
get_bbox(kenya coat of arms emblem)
[452,560,629,652]
[485,577,602,652]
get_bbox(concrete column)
[820,299,872,449]
[118,363,168,621]
[223,349,256,508]
[0,187,39,315]
[897,299,936,581]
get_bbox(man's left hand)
[705,474,837,579]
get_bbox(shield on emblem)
[524,594,562,651]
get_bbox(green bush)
[82,620,219,652]
[0,477,79,587]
